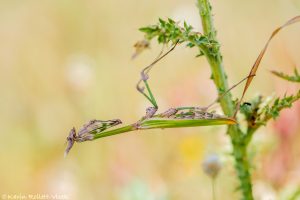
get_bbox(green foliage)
[271,68,300,82]
[260,90,300,121]
[139,18,192,44]
[242,90,300,130]
[139,18,219,57]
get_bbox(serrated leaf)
[139,27,152,33]
[167,18,175,24]
[196,50,205,57]
[184,21,188,29]
[271,68,300,82]
[159,18,166,26]
[260,90,300,121]
[158,34,166,43]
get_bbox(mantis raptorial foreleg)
[136,41,179,118]
[205,74,256,110]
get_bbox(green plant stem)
[212,178,216,200]
[245,89,300,145]
[231,139,254,199]
[197,0,234,116]
[197,0,254,199]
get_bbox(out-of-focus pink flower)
[273,101,300,139]
[262,83,300,189]
[263,145,290,189]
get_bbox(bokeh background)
[0,0,300,199]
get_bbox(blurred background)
[0,0,300,199]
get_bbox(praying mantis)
[65,16,300,156]
[64,41,248,156]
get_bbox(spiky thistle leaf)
[271,68,300,83]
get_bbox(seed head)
[202,153,222,179]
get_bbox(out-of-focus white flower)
[253,181,276,200]
[65,54,94,91]
[202,153,222,179]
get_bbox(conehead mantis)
[64,40,251,156]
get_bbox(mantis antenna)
[136,40,180,108]
[205,74,255,110]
